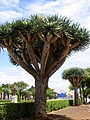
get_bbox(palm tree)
[28,86,35,99]
[1,84,11,99]
[12,81,29,101]
[62,67,85,106]
[46,88,57,99]
[22,90,31,100]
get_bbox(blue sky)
[0,0,90,92]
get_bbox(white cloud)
[25,1,61,15]
[83,16,90,30]
[0,0,20,7]
[0,11,23,23]
[0,66,35,87]
[49,73,70,92]
[25,0,89,17]
[24,0,90,30]
[0,66,70,92]
[0,0,90,29]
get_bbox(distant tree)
[27,86,57,99]
[28,86,35,99]
[69,84,83,103]
[0,15,90,118]
[11,84,17,95]
[22,90,31,100]
[69,85,74,91]
[80,68,90,103]
[46,88,57,99]
[62,67,86,106]
[1,84,11,99]
[12,81,29,101]
[0,86,3,99]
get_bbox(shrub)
[0,102,35,120]
[0,99,73,120]
[69,99,73,106]
[20,100,33,103]
[47,100,72,112]
[0,100,11,103]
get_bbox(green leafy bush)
[0,100,11,103]
[20,100,33,103]
[47,100,73,112]
[0,105,4,120]
[0,100,73,120]
[69,99,73,106]
[0,102,35,120]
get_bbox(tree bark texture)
[74,87,78,106]
[35,77,48,118]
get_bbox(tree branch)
[54,32,66,46]
[18,30,27,49]
[27,32,31,42]
[18,30,27,42]
[48,38,80,77]
[3,39,9,46]
[9,38,13,46]
[59,37,66,47]
[27,32,37,42]
[21,51,30,65]
[50,33,59,43]
[38,32,46,41]
[7,47,36,77]
[47,57,66,78]
[46,46,54,67]
[66,36,72,46]
[27,42,39,72]
[27,33,39,71]
[35,54,41,63]
[46,47,69,77]
[13,43,22,52]
[0,42,6,48]
[69,40,80,50]
[41,32,50,75]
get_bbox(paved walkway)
[48,104,90,120]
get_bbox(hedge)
[0,102,35,120]
[0,100,11,105]
[0,100,73,120]
[47,100,73,112]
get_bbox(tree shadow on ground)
[26,114,74,120]
[47,114,74,120]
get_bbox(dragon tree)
[62,67,86,106]
[0,15,90,119]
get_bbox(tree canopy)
[62,67,86,89]
[0,15,90,78]
[0,15,90,118]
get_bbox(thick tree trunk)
[82,87,86,104]
[74,87,78,106]
[35,77,48,119]
[1,92,2,99]
[79,87,83,104]
[3,92,6,99]
[7,93,9,99]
